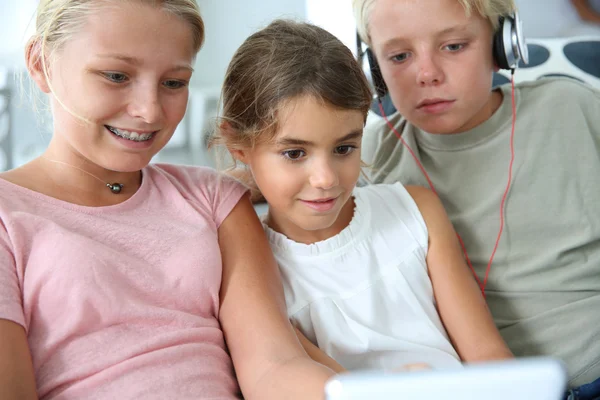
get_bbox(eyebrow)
[437,24,471,36]
[96,54,194,72]
[380,24,471,53]
[276,130,363,146]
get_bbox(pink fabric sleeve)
[0,224,26,329]
[200,170,250,228]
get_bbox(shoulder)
[363,110,405,141]
[512,77,600,106]
[149,163,228,183]
[362,111,405,162]
[403,185,448,228]
[148,163,247,192]
[404,184,437,204]
[0,173,41,213]
[510,78,600,135]
[358,183,431,229]
[402,186,459,254]
[147,163,249,210]
[357,182,434,210]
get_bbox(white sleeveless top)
[263,183,462,371]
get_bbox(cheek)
[348,160,362,185]
[459,65,494,99]
[337,155,362,186]
[165,94,189,124]
[383,67,416,105]
[252,159,295,197]
[53,68,116,120]
[463,50,495,82]
[382,64,406,91]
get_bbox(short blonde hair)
[354,0,516,46]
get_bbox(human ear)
[220,121,251,164]
[230,149,250,165]
[25,38,51,94]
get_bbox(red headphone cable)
[377,70,517,296]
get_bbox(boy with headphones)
[354,0,600,397]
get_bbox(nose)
[416,53,444,87]
[308,158,338,190]
[128,83,163,123]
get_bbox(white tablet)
[325,357,567,400]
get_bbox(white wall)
[0,0,307,88]
[192,0,306,89]
[515,0,600,38]
[306,0,356,54]
[0,0,308,169]
[0,0,38,69]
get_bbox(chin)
[415,116,467,135]
[295,216,338,233]
[98,156,153,173]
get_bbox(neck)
[38,149,142,200]
[265,196,355,245]
[457,89,504,133]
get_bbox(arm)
[405,186,514,363]
[570,0,600,23]
[0,319,38,400]
[293,327,346,374]
[294,327,431,373]
[218,195,334,400]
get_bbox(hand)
[571,0,600,23]
[391,363,432,372]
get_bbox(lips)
[105,125,158,142]
[416,98,455,114]
[300,196,339,212]
[306,197,336,203]
[417,98,453,108]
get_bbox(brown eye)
[335,145,355,155]
[282,150,305,160]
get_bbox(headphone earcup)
[493,17,510,70]
[366,48,388,99]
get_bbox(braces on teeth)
[107,126,154,142]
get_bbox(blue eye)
[445,43,466,52]
[282,149,305,160]
[392,52,410,63]
[103,72,128,83]
[163,80,188,89]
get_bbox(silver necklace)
[42,158,124,194]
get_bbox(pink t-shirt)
[0,164,248,399]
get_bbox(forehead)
[62,2,195,66]
[274,96,365,142]
[369,0,487,48]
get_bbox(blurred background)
[0,0,599,172]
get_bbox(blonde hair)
[354,0,516,46]
[27,0,204,120]
[212,19,372,154]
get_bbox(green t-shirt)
[363,78,600,387]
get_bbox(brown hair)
[213,19,373,152]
